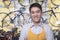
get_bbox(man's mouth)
[34,17,39,19]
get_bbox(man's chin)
[33,20,40,23]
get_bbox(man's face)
[30,7,42,23]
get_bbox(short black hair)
[3,0,6,1]
[29,3,42,12]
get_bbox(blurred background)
[0,0,60,40]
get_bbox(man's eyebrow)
[31,9,41,12]
[37,10,41,11]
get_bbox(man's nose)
[34,13,38,16]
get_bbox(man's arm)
[19,24,29,40]
[47,27,54,40]
[19,27,25,40]
[44,24,54,40]
[19,25,27,40]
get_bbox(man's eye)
[36,10,41,13]
[36,11,40,13]
[31,12,35,14]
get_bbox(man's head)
[29,3,42,23]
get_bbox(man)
[19,3,54,40]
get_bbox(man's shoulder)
[23,23,31,27]
[22,23,31,30]
[43,23,52,31]
[43,23,51,28]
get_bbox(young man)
[19,3,54,40]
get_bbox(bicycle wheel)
[51,0,60,6]
[1,13,11,27]
[0,12,7,27]
[48,12,60,27]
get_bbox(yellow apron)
[28,25,46,40]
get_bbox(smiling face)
[30,7,42,23]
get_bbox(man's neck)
[33,22,40,26]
